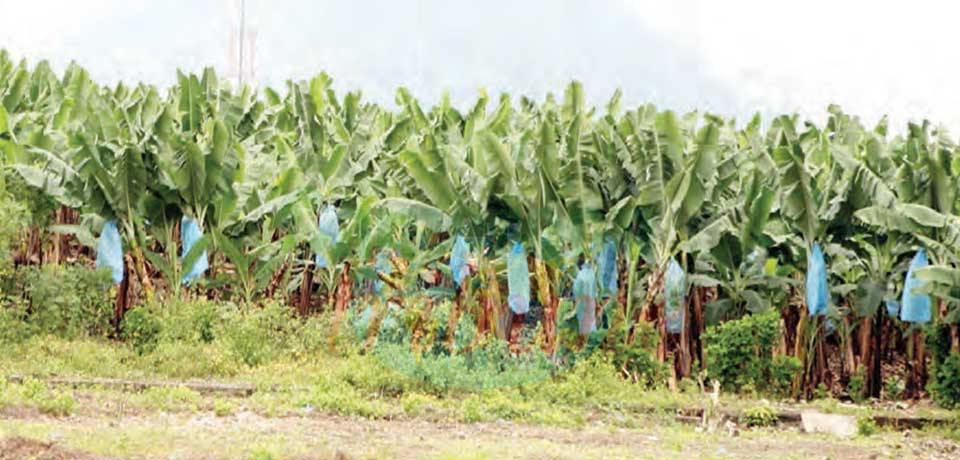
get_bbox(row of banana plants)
[1,50,959,399]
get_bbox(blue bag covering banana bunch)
[314,205,339,269]
[180,216,209,284]
[574,263,598,335]
[664,258,685,334]
[506,242,530,315]
[900,249,931,323]
[805,243,828,317]
[96,220,124,284]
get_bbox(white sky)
[0,0,957,133]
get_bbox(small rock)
[800,410,857,438]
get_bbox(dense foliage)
[1,50,959,403]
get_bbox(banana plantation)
[2,50,960,406]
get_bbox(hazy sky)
[1,0,957,132]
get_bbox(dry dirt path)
[2,406,958,460]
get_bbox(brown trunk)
[952,324,960,355]
[481,264,503,339]
[112,256,131,334]
[866,311,883,399]
[904,329,927,400]
[655,300,667,363]
[333,261,352,313]
[676,294,692,378]
[298,264,314,316]
[509,313,525,351]
[690,287,704,368]
[533,260,558,353]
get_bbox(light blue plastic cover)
[373,249,391,294]
[598,239,618,296]
[314,205,339,269]
[180,216,209,284]
[450,235,470,288]
[900,249,931,323]
[885,299,900,318]
[96,220,124,284]
[506,242,530,315]
[354,306,374,340]
[805,242,828,317]
[574,263,598,335]
[664,258,685,334]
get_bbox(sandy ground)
[2,403,959,460]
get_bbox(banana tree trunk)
[904,328,927,400]
[112,255,131,334]
[533,259,558,353]
[334,261,352,313]
[298,263,314,315]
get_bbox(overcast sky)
[1,0,957,132]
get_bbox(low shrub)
[2,265,113,341]
[741,404,778,427]
[929,352,960,409]
[703,309,787,396]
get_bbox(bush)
[857,416,879,436]
[703,309,786,396]
[742,404,779,427]
[122,307,161,355]
[219,300,298,367]
[929,352,960,409]
[2,265,113,341]
[373,339,553,394]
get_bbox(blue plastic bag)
[353,306,374,341]
[598,239,618,296]
[806,243,828,317]
[900,249,931,323]
[180,216,209,284]
[96,220,124,284]
[314,205,339,269]
[885,299,900,318]
[574,263,598,335]
[373,249,392,294]
[506,242,530,315]
[450,235,470,288]
[664,258,685,334]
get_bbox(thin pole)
[238,0,246,88]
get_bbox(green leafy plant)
[741,404,779,428]
[703,309,784,395]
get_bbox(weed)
[741,404,778,428]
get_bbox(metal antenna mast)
[237,0,246,88]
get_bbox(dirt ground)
[1,406,958,460]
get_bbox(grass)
[1,334,958,460]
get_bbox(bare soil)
[2,408,958,460]
[0,436,90,460]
